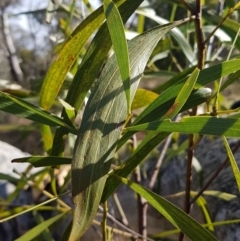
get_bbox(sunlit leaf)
[125,116,240,137]
[104,0,131,113]
[131,88,159,110]
[40,0,129,110]
[223,136,240,191]
[69,19,192,241]
[0,92,77,134]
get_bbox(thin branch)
[134,163,147,239]
[113,193,129,227]
[179,1,205,239]
[178,0,194,14]
[148,134,173,190]
[204,4,240,45]
[190,140,240,204]
[98,206,154,241]
[194,0,206,69]
[2,12,23,83]
[102,201,108,241]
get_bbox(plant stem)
[102,201,108,241]
[179,1,205,240]
[178,0,194,14]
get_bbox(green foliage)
[1,0,240,240]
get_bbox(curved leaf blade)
[223,136,240,191]
[164,68,200,118]
[119,59,240,147]
[15,212,67,241]
[125,116,240,137]
[114,174,218,241]
[104,0,131,113]
[12,156,71,167]
[52,0,145,156]
[102,88,213,201]
[40,0,128,110]
[0,92,77,134]
[69,19,192,241]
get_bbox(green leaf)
[118,87,212,149]
[131,88,159,110]
[69,19,192,241]
[163,68,199,118]
[193,193,214,232]
[52,0,145,156]
[14,212,67,241]
[153,66,196,94]
[40,125,53,154]
[219,70,240,93]
[119,59,240,147]
[40,0,128,110]
[103,0,131,113]
[0,92,77,134]
[125,116,240,137]
[114,174,218,241]
[222,136,240,191]
[59,98,75,122]
[202,190,237,201]
[102,88,212,202]
[12,156,71,167]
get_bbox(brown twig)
[203,5,239,45]
[131,133,147,240]
[98,206,154,241]
[179,1,206,239]
[134,164,147,239]
[178,0,194,14]
[194,0,206,69]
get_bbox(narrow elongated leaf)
[104,0,131,113]
[164,68,199,118]
[102,88,212,201]
[15,212,67,241]
[40,0,128,110]
[222,136,240,191]
[12,156,71,167]
[0,92,77,134]
[69,19,192,241]
[220,70,240,93]
[125,116,240,137]
[153,66,196,94]
[203,190,237,201]
[118,87,212,149]
[119,59,240,147]
[52,0,145,156]
[114,175,218,241]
